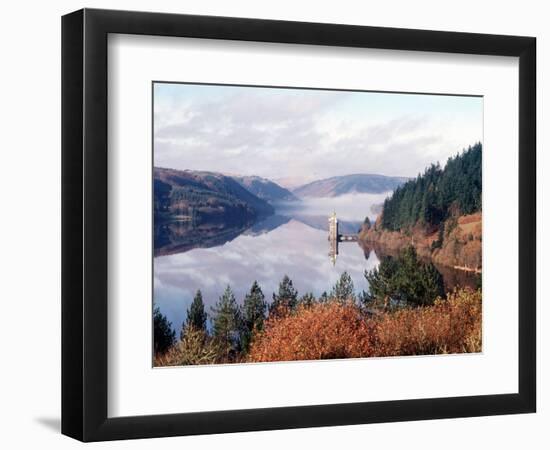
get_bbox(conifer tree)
[153,305,175,354]
[380,143,482,231]
[319,291,329,303]
[186,290,207,331]
[364,246,445,308]
[363,216,371,229]
[270,275,298,315]
[241,281,267,352]
[419,262,446,305]
[211,285,242,358]
[330,271,356,302]
[299,292,316,308]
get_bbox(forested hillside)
[154,167,274,225]
[232,175,298,203]
[381,143,482,231]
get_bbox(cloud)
[154,84,482,181]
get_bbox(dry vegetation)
[248,288,481,363]
[155,288,481,366]
[372,288,482,356]
[154,327,222,367]
[359,212,482,272]
[248,302,378,362]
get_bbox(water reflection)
[154,215,380,333]
[153,193,478,332]
[154,219,254,257]
[358,240,479,294]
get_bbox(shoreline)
[358,212,482,273]
[452,265,482,274]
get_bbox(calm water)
[154,193,385,331]
[153,192,477,332]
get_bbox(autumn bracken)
[247,288,481,362]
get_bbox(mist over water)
[154,193,391,333]
[278,192,390,223]
[153,189,478,333]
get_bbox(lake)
[153,192,476,333]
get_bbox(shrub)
[373,288,482,356]
[154,326,221,366]
[248,301,377,362]
[248,289,481,362]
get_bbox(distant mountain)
[154,168,274,226]
[272,176,311,190]
[292,174,409,198]
[232,175,298,203]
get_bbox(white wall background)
[0,0,546,448]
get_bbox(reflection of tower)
[328,212,339,265]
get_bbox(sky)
[153,82,483,187]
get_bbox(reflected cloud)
[154,194,395,330]
[154,219,380,332]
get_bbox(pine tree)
[319,291,329,303]
[330,272,356,302]
[364,256,399,305]
[364,246,445,308]
[380,143,482,231]
[357,290,371,305]
[270,275,298,315]
[299,292,316,308]
[211,285,242,358]
[363,216,371,229]
[419,262,445,306]
[153,305,175,354]
[241,281,267,352]
[186,290,207,331]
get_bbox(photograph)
[152,83,483,366]
[0,1,542,446]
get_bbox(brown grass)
[458,212,482,226]
[248,288,481,363]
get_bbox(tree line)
[154,274,353,358]
[381,143,482,231]
[154,247,446,360]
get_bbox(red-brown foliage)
[373,288,482,356]
[248,302,377,362]
[248,289,481,363]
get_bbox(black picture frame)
[61,8,536,442]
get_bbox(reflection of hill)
[155,207,364,257]
[243,215,292,236]
[358,240,478,292]
[154,219,253,257]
